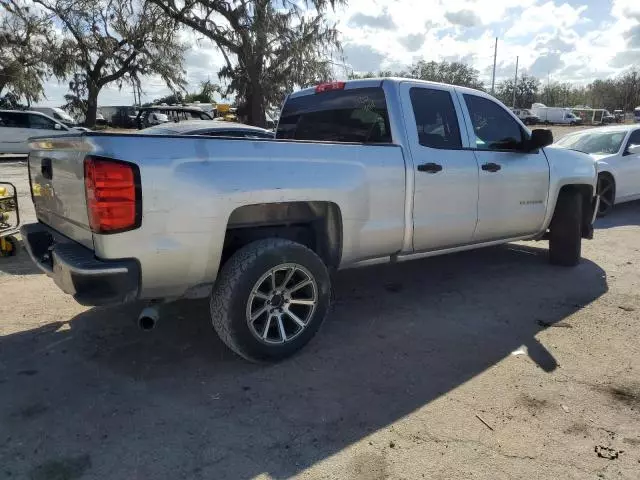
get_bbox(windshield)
[555,130,627,154]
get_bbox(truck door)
[457,91,550,242]
[399,82,479,251]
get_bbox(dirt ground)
[1,132,640,479]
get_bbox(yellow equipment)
[0,182,19,257]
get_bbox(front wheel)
[549,190,582,266]
[210,238,331,362]
[596,173,615,217]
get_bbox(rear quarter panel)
[87,135,407,299]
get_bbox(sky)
[40,0,640,107]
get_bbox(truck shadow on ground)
[0,244,607,479]
[0,246,42,275]
[595,200,640,229]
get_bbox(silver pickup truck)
[22,78,598,362]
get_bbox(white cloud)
[40,0,637,105]
[445,9,482,28]
[504,1,588,38]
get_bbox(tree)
[184,79,221,103]
[151,0,343,126]
[62,73,89,118]
[0,0,67,105]
[405,60,484,89]
[34,0,186,127]
[495,74,539,108]
[349,61,484,89]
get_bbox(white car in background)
[0,110,81,156]
[554,125,640,216]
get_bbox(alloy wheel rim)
[246,263,318,345]
[597,176,614,215]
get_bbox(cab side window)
[28,114,57,130]
[0,112,29,128]
[409,88,461,149]
[464,94,524,151]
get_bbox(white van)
[31,107,77,127]
[531,105,582,125]
[0,110,70,156]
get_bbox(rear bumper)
[21,223,140,306]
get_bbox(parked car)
[100,106,138,128]
[531,105,582,125]
[511,108,540,125]
[31,107,77,127]
[613,110,625,123]
[136,106,213,129]
[143,120,275,138]
[22,78,597,362]
[634,107,640,123]
[602,110,616,124]
[554,125,640,216]
[0,110,80,155]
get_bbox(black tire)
[549,190,582,266]
[210,238,331,362]
[596,173,615,217]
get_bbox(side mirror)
[527,128,553,150]
[54,123,62,130]
[626,144,640,156]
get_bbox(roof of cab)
[142,120,271,134]
[288,77,484,99]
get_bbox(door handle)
[417,162,443,173]
[481,162,501,173]
[41,158,53,180]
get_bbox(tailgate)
[28,139,93,249]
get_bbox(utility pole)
[490,37,498,95]
[547,71,550,105]
[512,56,519,108]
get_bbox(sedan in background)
[554,125,640,216]
[142,120,275,139]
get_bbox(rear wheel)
[549,190,582,266]
[596,173,615,217]
[210,238,331,362]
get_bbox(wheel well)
[221,202,342,268]
[598,170,615,188]
[557,184,594,239]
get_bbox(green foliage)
[34,0,187,127]
[495,74,540,108]
[496,69,640,112]
[152,0,343,126]
[184,80,221,103]
[0,0,68,104]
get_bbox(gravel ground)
[1,131,640,479]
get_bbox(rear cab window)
[0,112,29,128]
[276,86,391,143]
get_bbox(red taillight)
[84,156,140,233]
[315,81,346,93]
